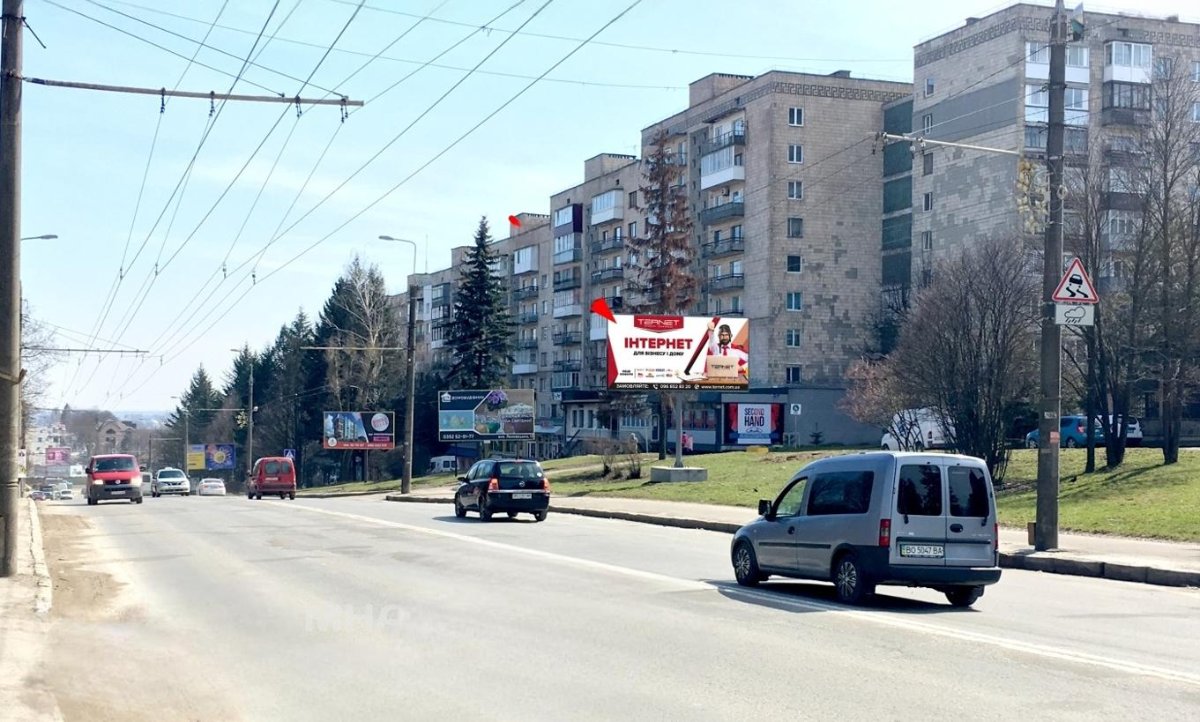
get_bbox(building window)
[1193,102,1200,123]
[922,114,933,133]
[787,217,804,238]
[786,329,802,347]
[788,107,804,126]
[923,153,933,176]
[786,366,803,384]
[1066,45,1088,68]
[1106,41,1152,69]
[788,144,803,163]
[628,221,637,238]
[1153,56,1174,80]
[553,206,573,226]
[1027,41,1049,64]
[921,230,932,251]
[920,268,933,287]
[628,191,637,208]
[924,77,935,97]
[786,292,803,311]
[1104,82,1150,110]
[787,255,803,273]
[923,192,933,212]
[787,180,803,200]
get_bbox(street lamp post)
[170,395,189,472]
[378,235,420,495]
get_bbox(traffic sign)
[283,448,296,459]
[1055,303,1094,326]
[1052,258,1099,304]
[789,403,802,415]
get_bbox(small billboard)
[45,447,70,464]
[438,389,535,441]
[323,411,396,450]
[188,443,236,471]
[604,314,750,391]
[725,403,784,445]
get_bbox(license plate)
[900,543,944,558]
[111,489,127,495]
[512,493,532,500]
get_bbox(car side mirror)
[139,465,147,472]
[758,498,772,517]
[457,475,468,482]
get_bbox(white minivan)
[880,408,953,451]
[731,451,1001,607]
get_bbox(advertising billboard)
[725,403,784,445]
[188,443,236,471]
[605,315,750,391]
[438,389,535,441]
[323,411,396,450]
[45,447,71,464]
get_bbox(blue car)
[1024,415,1104,448]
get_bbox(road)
[28,494,1200,721]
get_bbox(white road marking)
[289,502,1200,689]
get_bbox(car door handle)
[950,523,964,533]
[787,526,795,535]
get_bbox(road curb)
[298,489,402,499]
[382,494,1200,589]
[26,498,52,615]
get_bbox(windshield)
[158,470,185,479]
[94,457,135,472]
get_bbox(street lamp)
[19,234,56,241]
[378,235,420,495]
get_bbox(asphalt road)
[31,493,1200,721]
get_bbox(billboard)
[438,389,535,441]
[323,411,396,450]
[605,315,750,391]
[725,403,784,445]
[188,443,236,471]
[45,447,71,464]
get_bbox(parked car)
[58,487,74,501]
[153,467,191,497]
[454,458,551,522]
[85,454,145,505]
[880,408,953,451]
[29,490,47,501]
[1101,415,1143,447]
[247,457,297,500]
[730,451,1001,607]
[196,478,226,496]
[427,455,458,475]
[1024,415,1105,448]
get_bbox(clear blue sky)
[17,0,1192,412]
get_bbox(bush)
[583,438,621,475]
[623,436,642,479]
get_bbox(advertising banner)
[188,443,236,471]
[604,314,750,391]
[725,403,783,445]
[438,389,535,441]
[323,411,396,450]
[44,447,70,464]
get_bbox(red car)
[247,457,297,500]
[85,454,145,505]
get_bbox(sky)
[15,0,1196,413]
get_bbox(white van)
[427,456,458,475]
[880,408,953,451]
[731,451,1001,607]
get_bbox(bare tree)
[841,358,924,449]
[19,301,61,438]
[322,257,405,411]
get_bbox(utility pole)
[247,366,255,480]
[1035,0,1068,552]
[402,283,417,494]
[1,0,25,578]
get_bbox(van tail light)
[878,518,892,547]
[488,478,498,491]
[1076,424,1084,434]
[542,476,551,492]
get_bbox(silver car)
[731,451,1001,607]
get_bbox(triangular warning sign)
[1052,258,1099,304]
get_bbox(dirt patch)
[39,511,125,623]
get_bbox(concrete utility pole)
[247,367,255,479]
[1,0,25,578]
[402,285,417,494]
[1035,0,1068,552]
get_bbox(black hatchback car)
[454,458,550,522]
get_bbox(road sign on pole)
[1054,303,1094,326]
[1051,258,1099,304]
[283,449,296,460]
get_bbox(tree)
[164,366,222,469]
[888,237,1040,480]
[254,312,316,477]
[446,217,514,389]
[19,301,61,440]
[624,131,697,461]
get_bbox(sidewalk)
[384,486,1200,589]
[0,498,62,721]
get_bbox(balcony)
[432,316,453,329]
[518,311,538,325]
[554,275,582,292]
[590,354,608,368]
[512,285,539,301]
[591,267,625,283]
[715,308,745,316]
[699,202,744,226]
[512,362,538,375]
[430,295,451,308]
[590,320,608,341]
[553,246,583,265]
[700,162,745,191]
[590,236,626,255]
[553,331,582,346]
[517,338,539,350]
[553,303,582,318]
[705,273,745,293]
[554,359,582,372]
[701,237,745,259]
[699,129,746,156]
[1101,107,1150,127]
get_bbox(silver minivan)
[731,451,1001,607]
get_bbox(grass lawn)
[549,447,1200,542]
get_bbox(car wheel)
[506,511,518,519]
[945,586,984,608]
[732,540,763,587]
[833,553,873,605]
[478,496,493,521]
[288,492,295,500]
[256,494,263,500]
[1065,438,1078,448]
[135,497,143,504]
[454,499,466,518]
[533,510,548,522]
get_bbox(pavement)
[384,484,1200,589]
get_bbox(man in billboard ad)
[323,412,396,450]
[438,389,536,441]
[605,314,750,391]
[725,403,783,445]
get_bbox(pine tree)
[446,217,514,388]
[165,366,222,468]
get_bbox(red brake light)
[542,476,551,492]
[878,518,892,547]
[488,478,499,491]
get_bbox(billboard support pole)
[674,392,685,468]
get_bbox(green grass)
[295,475,449,496]
[548,447,1200,542]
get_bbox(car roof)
[93,454,135,459]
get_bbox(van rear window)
[264,461,290,475]
[898,465,942,516]
[948,467,989,517]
